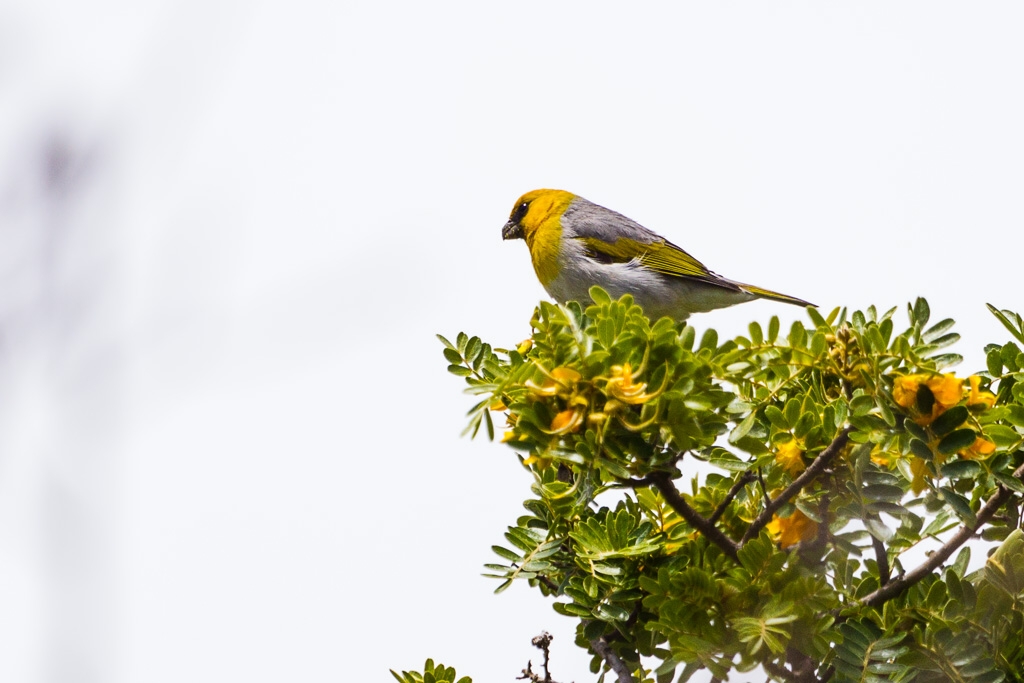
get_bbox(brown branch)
[619,474,660,489]
[518,632,562,683]
[590,636,635,683]
[858,460,1024,608]
[536,574,561,594]
[533,632,553,683]
[517,661,544,683]
[709,471,756,524]
[742,427,852,544]
[650,472,740,562]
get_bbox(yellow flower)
[526,366,581,397]
[960,436,996,460]
[605,362,664,405]
[766,510,818,548]
[516,339,533,355]
[871,447,896,468]
[928,374,965,407]
[548,409,583,434]
[893,373,964,425]
[967,375,996,410]
[910,456,931,494]
[551,367,582,384]
[775,439,806,477]
[892,375,920,409]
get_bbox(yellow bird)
[502,189,812,321]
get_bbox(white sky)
[0,2,1022,682]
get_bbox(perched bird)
[502,189,812,321]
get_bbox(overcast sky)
[1,2,1023,682]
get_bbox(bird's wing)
[564,199,743,291]
[576,235,743,292]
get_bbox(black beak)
[502,220,523,240]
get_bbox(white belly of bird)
[543,241,754,321]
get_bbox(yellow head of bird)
[501,189,576,286]
[501,189,575,243]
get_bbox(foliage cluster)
[401,290,1024,683]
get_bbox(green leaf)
[983,424,1019,447]
[553,601,592,617]
[909,438,933,461]
[491,545,521,562]
[589,285,612,305]
[730,412,757,443]
[930,405,968,437]
[749,321,763,345]
[994,472,1024,493]
[987,303,1024,345]
[937,428,977,455]
[913,297,930,328]
[862,484,904,502]
[448,364,473,377]
[851,395,875,417]
[806,306,829,330]
[596,603,631,622]
[765,405,789,429]
[987,349,1003,377]
[938,487,975,524]
[922,318,956,343]
[940,459,982,479]
[699,328,718,352]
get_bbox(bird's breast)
[526,219,563,286]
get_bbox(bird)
[501,189,812,321]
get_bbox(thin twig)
[619,474,660,489]
[517,661,542,682]
[533,632,553,683]
[590,636,635,683]
[757,468,769,500]
[518,632,561,683]
[537,574,561,594]
[710,471,756,524]
[859,460,1024,607]
[650,472,740,562]
[742,427,852,544]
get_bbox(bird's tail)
[738,283,814,308]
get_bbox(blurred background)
[0,2,1022,681]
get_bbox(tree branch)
[858,460,1024,608]
[742,427,852,544]
[619,474,660,489]
[590,636,635,683]
[536,574,561,594]
[534,632,553,683]
[650,472,740,562]
[709,471,756,524]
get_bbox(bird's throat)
[526,221,562,287]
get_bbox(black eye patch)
[510,201,529,224]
